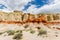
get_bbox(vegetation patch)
[6,30,15,35]
[0,32,4,35]
[30,30,35,34]
[13,30,23,40]
[38,29,47,36]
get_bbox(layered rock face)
[0,10,60,24]
[0,11,60,40]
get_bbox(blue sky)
[23,0,50,10]
[0,4,7,9]
[0,0,50,10]
[0,0,60,13]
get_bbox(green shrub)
[13,32,23,40]
[16,30,22,33]
[6,30,15,35]
[0,32,4,35]
[38,29,47,36]
[30,30,35,34]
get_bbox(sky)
[0,0,60,14]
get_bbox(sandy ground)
[0,23,60,40]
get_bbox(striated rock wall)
[0,10,60,24]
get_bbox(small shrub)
[30,30,35,34]
[0,32,3,35]
[13,32,23,40]
[38,29,47,36]
[16,30,22,33]
[6,30,15,35]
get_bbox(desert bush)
[13,31,23,40]
[6,30,15,35]
[30,30,35,34]
[38,29,47,36]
